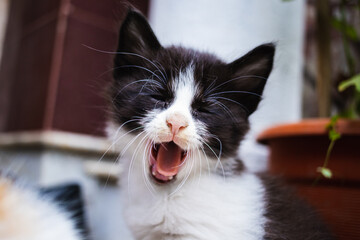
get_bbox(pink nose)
[166,113,189,136]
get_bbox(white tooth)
[169,176,173,180]
[152,171,156,176]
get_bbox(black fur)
[259,174,334,240]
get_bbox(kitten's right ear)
[226,43,275,115]
[114,9,161,67]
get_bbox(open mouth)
[150,141,187,184]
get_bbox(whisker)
[205,75,267,96]
[121,131,146,157]
[122,131,149,195]
[153,60,168,80]
[111,119,140,141]
[196,148,202,186]
[173,151,190,169]
[210,90,263,98]
[199,146,211,176]
[209,99,238,123]
[138,78,159,96]
[201,141,219,160]
[159,143,169,151]
[169,151,194,197]
[201,140,225,181]
[141,141,156,196]
[128,133,153,197]
[112,79,162,103]
[82,45,167,83]
[209,96,250,114]
[207,133,223,160]
[115,64,164,84]
[98,125,143,165]
[203,79,217,97]
[101,127,145,189]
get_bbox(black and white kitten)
[108,9,334,240]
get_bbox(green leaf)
[344,25,359,40]
[338,74,360,92]
[329,129,341,141]
[326,115,339,131]
[317,167,333,179]
[331,18,359,41]
[329,115,339,126]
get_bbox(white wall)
[149,0,305,171]
[0,0,9,64]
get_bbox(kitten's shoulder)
[258,173,334,240]
[0,176,82,240]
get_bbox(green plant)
[317,115,341,179]
[316,1,360,179]
[338,74,360,118]
[318,77,360,178]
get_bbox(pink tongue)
[156,142,182,177]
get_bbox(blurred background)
[0,0,359,239]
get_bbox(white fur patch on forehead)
[172,64,197,108]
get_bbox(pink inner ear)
[156,142,182,177]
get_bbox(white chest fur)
[122,169,266,240]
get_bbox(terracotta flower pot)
[257,119,360,240]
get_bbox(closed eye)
[197,106,212,114]
[150,94,166,102]
[192,100,214,114]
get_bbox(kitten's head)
[108,9,275,184]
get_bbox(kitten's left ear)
[114,9,162,67]
[227,43,275,115]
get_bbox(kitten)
[0,176,82,240]
[108,9,334,240]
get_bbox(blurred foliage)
[319,0,360,178]
[334,0,360,118]
[338,74,360,118]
